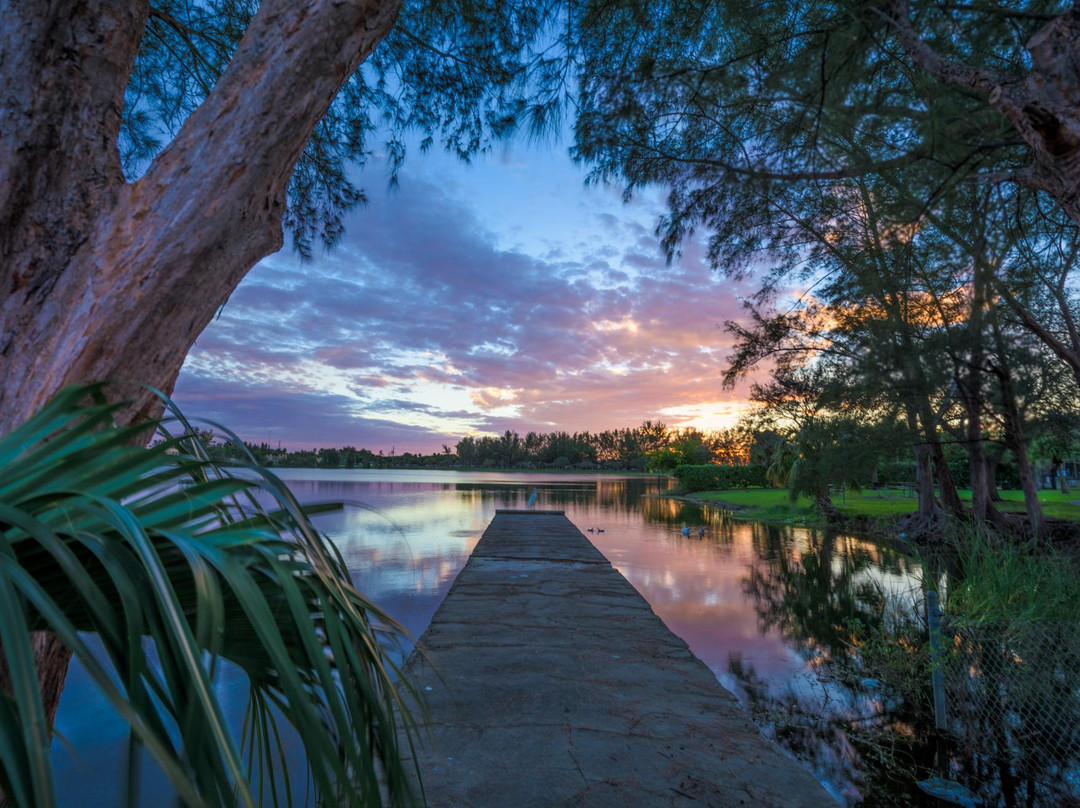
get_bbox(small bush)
[673,464,768,491]
[877,460,917,484]
[877,458,1021,489]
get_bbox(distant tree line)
[452,421,752,471]
[182,399,1077,517]
[180,421,756,472]
[185,431,456,470]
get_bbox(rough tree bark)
[814,491,843,523]
[983,443,1005,503]
[990,337,1045,538]
[920,401,966,518]
[958,369,992,526]
[897,337,965,520]
[0,0,403,728]
[954,248,1001,529]
[888,1,1080,227]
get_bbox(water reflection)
[730,524,932,804]
[51,469,940,806]
[724,519,1080,807]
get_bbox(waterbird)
[681,526,690,537]
[527,488,537,508]
[596,528,605,533]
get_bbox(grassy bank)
[682,487,1080,525]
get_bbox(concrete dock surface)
[398,511,835,807]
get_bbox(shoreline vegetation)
[194,420,1080,537]
[234,451,1080,538]
[198,429,1080,534]
[669,486,1080,543]
[278,464,666,475]
[195,427,1080,544]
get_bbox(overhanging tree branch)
[884,0,1080,224]
[882,0,1017,96]
[623,136,930,181]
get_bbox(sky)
[171,138,763,453]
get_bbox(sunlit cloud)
[173,149,762,451]
[658,401,757,432]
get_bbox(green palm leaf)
[0,384,421,807]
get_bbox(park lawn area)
[689,488,917,521]
[688,487,1080,524]
[690,488,817,519]
[991,488,1080,521]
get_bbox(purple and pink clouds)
[172,153,759,452]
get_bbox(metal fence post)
[926,589,947,732]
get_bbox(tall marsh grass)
[939,529,1080,626]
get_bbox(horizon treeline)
[192,421,754,471]
[453,421,750,470]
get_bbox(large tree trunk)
[983,443,1005,503]
[955,268,992,527]
[991,318,1045,538]
[905,402,940,521]
[896,326,962,521]
[905,361,965,519]
[929,438,965,518]
[962,388,991,527]
[814,491,843,523]
[0,0,402,732]
[914,442,938,518]
[890,2,1080,227]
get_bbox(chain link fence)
[929,599,1080,806]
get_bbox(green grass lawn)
[687,486,1080,524]
[990,488,1080,521]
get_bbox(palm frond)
[0,384,421,807]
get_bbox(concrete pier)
[398,511,835,807]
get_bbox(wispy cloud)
[173,158,758,451]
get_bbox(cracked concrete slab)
[397,511,835,807]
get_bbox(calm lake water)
[51,469,929,806]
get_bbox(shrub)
[672,464,768,491]
[877,460,917,484]
[877,458,1021,490]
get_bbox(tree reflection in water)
[730,522,1079,807]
